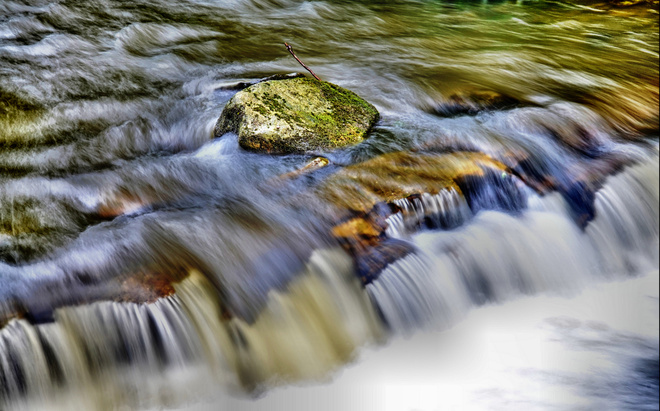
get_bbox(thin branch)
[284,42,322,81]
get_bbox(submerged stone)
[319,151,510,215]
[429,88,522,117]
[279,156,330,180]
[214,77,379,154]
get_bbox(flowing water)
[0,0,658,409]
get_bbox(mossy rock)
[214,77,379,154]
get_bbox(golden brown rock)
[319,151,509,214]
[318,151,512,285]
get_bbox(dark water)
[0,0,658,409]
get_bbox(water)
[0,0,658,409]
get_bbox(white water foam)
[369,156,659,334]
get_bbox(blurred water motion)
[0,0,658,409]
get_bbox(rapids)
[0,0,658,410]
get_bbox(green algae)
[215,77,379,154]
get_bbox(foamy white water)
[181,269,658,411]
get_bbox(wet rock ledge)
[215,77,379,154]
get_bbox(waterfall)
[386,188,470,237]
[0,249,382,410]
[1,157,656,409]
[367,156,659,334]
[0,0,657,409]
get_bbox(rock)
[214,72,306,92]
[319,151,510,215]
[7,261,193,328]
[330,207,411,286]
[332,216,383,242]
[0,195,89,264]
[355,239,416,285]
[279,156,330,180]
[115,270,177,304]
[430,89,521,117]
[319,151,513,285]
[215,77,379,154]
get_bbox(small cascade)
[0,320,53,400]
[366,251,467,333]
[0,248,383,409]
[0,0,658,408]
[454,169,528,215]
[441,211,598,304]
[185,248,383,392]
[0,296,205,407]
[385,188,470,238]
[367,157,659,334]
[585,158,660,275]
[370,209,597,334]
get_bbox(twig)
[284,42,322,81]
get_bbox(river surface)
[0,0,658,410]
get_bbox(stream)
[0,0,658,409]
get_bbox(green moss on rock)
[214,77,379,154]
